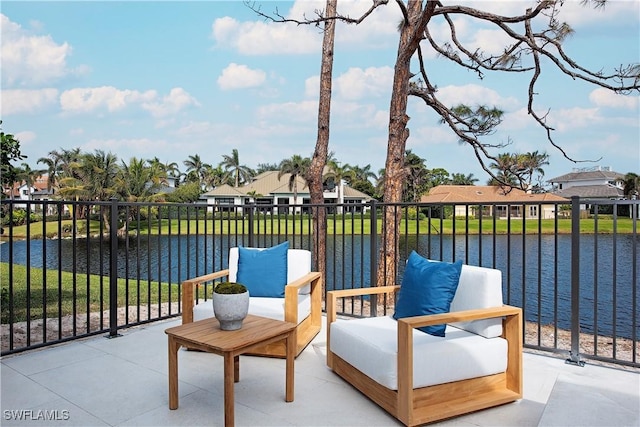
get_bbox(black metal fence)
[1,197,638,368]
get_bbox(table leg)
[234,355,240,382]
[168,337,180,410]
[285,330,296,402]
[223,353,235,427]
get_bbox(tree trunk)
[307,0,336,286]
[376,0,436,287]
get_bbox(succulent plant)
[213,281,248,294]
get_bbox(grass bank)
[1,263,179,323]
[4,216,637,239]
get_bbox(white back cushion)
[228,247,312,294]
[449,264,503,338]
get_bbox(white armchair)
[327,263,522,426]
[181,247,322,358]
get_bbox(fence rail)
[1,197,638,367]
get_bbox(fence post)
[248,203,255,247]
[567,196,584,366]
[370,200,378,316]
[107,198,121,338]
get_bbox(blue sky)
[2,0,639,186]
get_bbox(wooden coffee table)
[165,315,297,427]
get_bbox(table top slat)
[165,315,295,352]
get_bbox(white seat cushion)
[193,294,311,324]
[330,315,508,390]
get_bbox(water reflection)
[2,234,637,339]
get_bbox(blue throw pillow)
[393,251,463,337]
[237,241,289,298]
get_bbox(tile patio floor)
[1,316,638,427]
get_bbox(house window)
[256,198,273,213]
[277,197,289,215]
[215,197,235,212]
[529,205,538,217]
[343,200,363,213]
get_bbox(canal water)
[2,234,638,339]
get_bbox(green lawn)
[4,216,636,239]
[1,263,179,323]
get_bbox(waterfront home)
[201,170,373,215]
[420,185,568,219]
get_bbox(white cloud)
[142,87,200,118]
[589,88,639,109]
[60,86,155,113]
[501,108,534,131]
[335,66,394,101]
[553,0,639,28]
[304,75,320,98]
[549,107,602,132]
[257,100,318,123]
[1,88,59,115]
[435,84,520,110]
[211,16,320,55]
[59,86,198,118]
[81,137,166,156]
[15,130,37,145]
[217,63,267,90]
[0,14,86,87]
[454,0,638,26]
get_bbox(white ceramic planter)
[212,291,250,330]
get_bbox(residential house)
[3,174,57,215]
[548,166,628,212]
[201,170,373,214]
[420,185,569,219]
[548,166,626,199]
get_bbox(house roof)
[202,184,247,197]
[343,186,372,199]
[552,184,625,199]
[244,171,309,196]
[548,169,625,183]
[202,170,372,200]
[420,185,569,204]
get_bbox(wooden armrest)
[326,285,400,326]
[181,269,230,324]
[284,271,322,324]
[397,305,521,329]
[396,305,523,394]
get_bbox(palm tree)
[488,153,519,187]
[348,164,378,197]
[220,149,254,187]
[518,151,549,190]
[623,172,639,199]
[38,148,82,196]
[14,163,45,200]
[117,157,163,202]
[349,164,377,185]
[324,160,355,210]
[278,155,310,206]
[450,173,478,185]
[403,150,430,202]
[201,165,225,191]
[255,163,279,174]
[183,154,210,187]
[81,150,119,202]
